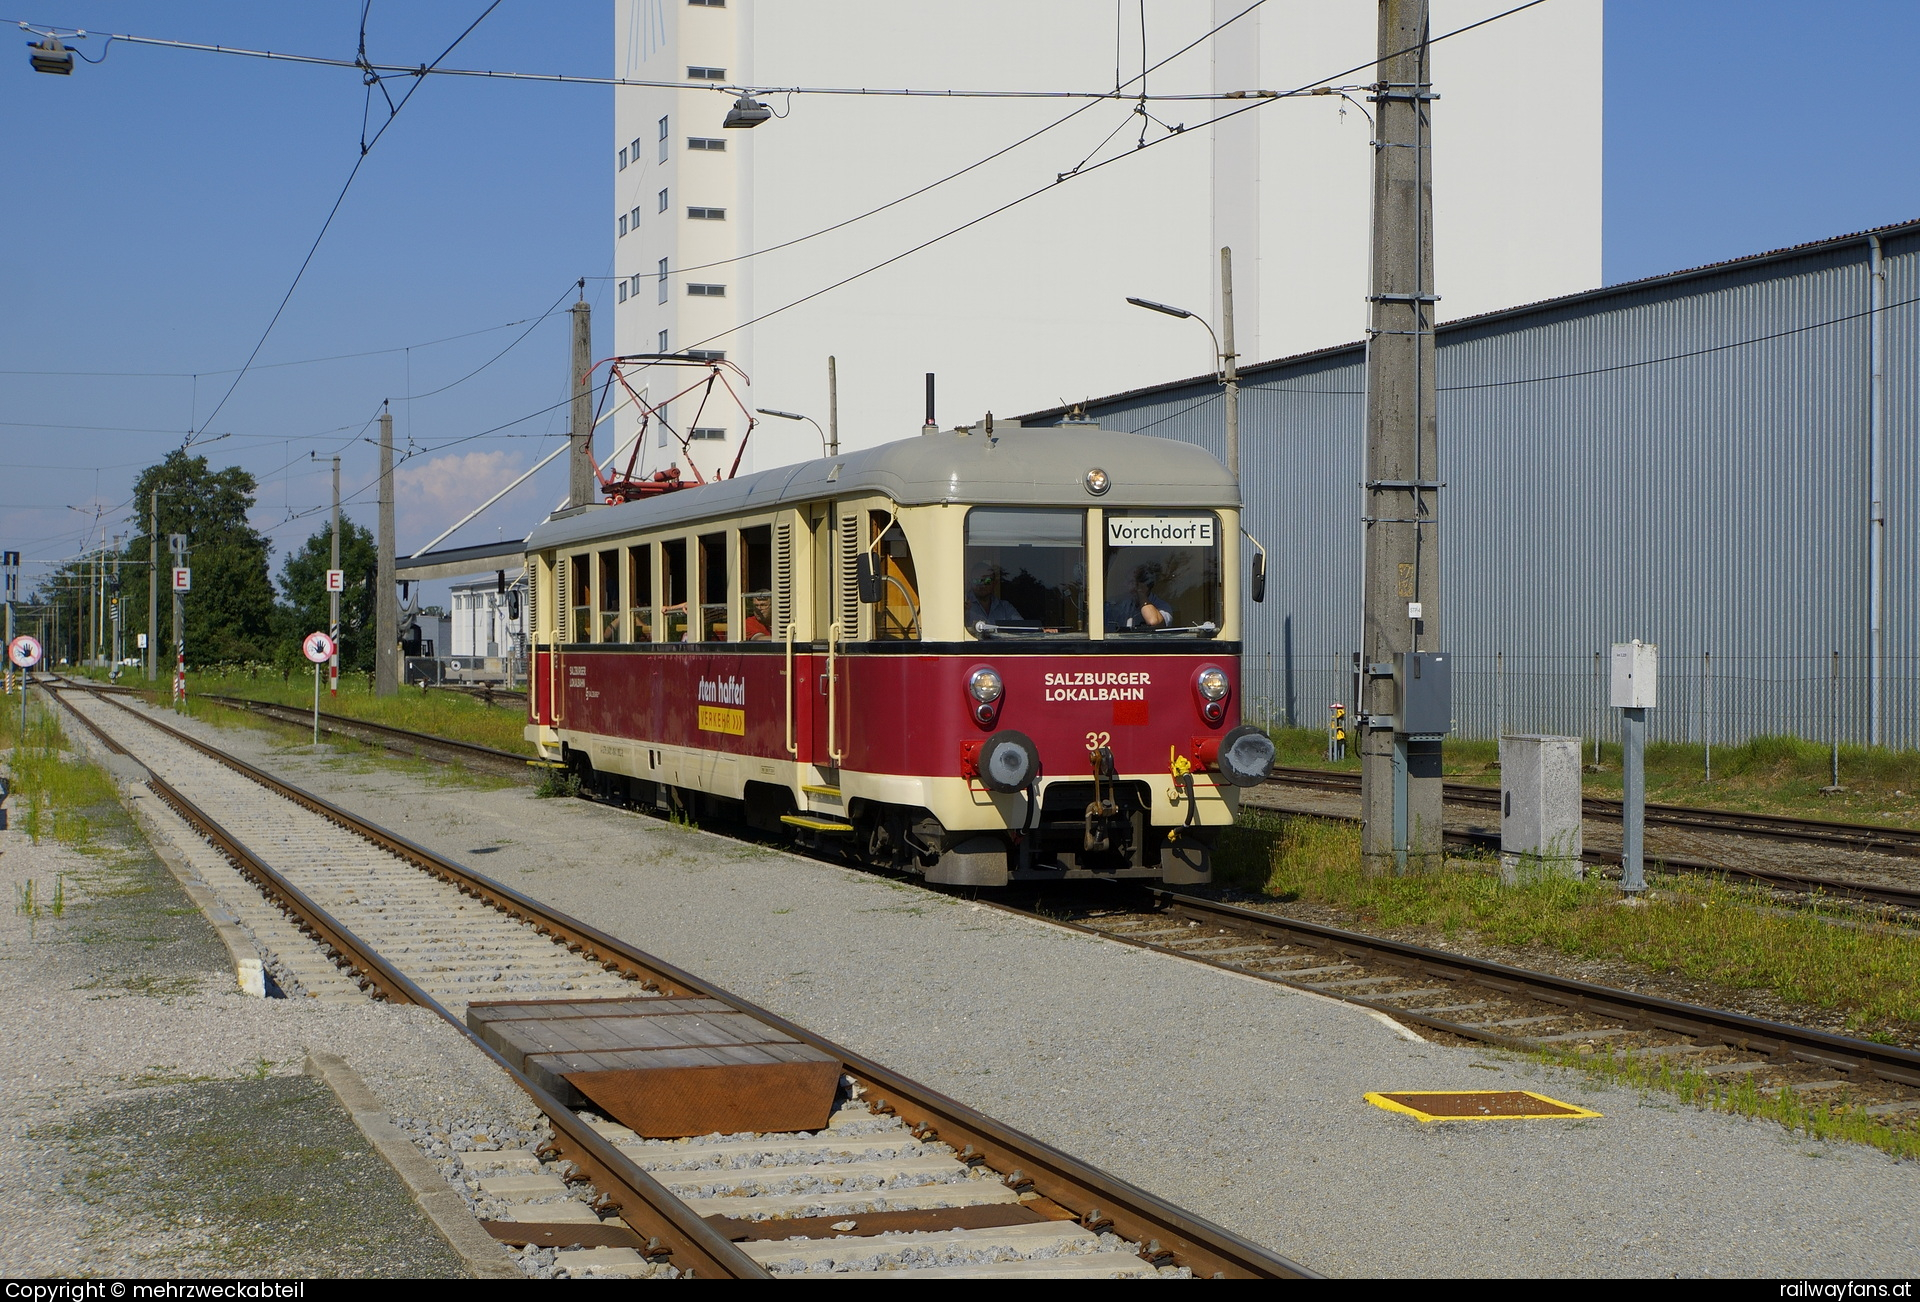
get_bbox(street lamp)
[724,94,772,128]
[1125,249,1241,479]
[756,408,829,458]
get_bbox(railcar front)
[522,420,1274,887]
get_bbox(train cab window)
[1101,512,1222,638]
[628,543,653,642]
[872,514,919,641]
[738,525,772,640]
[698,532,729,641]
[963,508,1086,639]
[597,550,621,642]
[569,554,592,644]
[662,538,690,642]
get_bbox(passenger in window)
[743,593,772,641]
[1106,565,1173,631]
[966,564,1023,630]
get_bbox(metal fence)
[1238,649,1912,752]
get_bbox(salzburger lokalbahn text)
[523,419,1275,886]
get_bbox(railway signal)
[303,631,336,745]
[8,633,41,740]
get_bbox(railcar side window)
[963,508,1086,639]
[569,554,592,644]
[597,550,621,643]
[628,543,653,643]
[872,514,919,641]
[1101,513,1222,638]
[739,525,772,641]
[662,538,690,642]
[698,532,728,641]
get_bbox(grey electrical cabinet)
[1398,651,1452,738]
[1499,734,1584,883]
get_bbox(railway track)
[981,886,1920,1122]
[1268,764,1920,858]
[44,681,1308,1280]
[148,682,1920,913]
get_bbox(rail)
[48,680,1312,1280]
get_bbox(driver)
[965,562,1023,630]
[1106,565,1173,630]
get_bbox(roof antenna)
[985,410,996,447]
[923,373,937,432]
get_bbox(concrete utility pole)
[1220,247,1240,481]
[147,491,158,682]
[1359,0,1443,875]
[170,533,187,705]
[827,356,840,457]
[375,405,397,697]
[568,285,595,509]
[329,455,341,696]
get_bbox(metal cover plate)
[1365,1090,1601,1122]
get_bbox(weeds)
[1540,1043,1920,1163]
[1223,809,1920,1036]
[15,877,67,917]
[533,768,581,799]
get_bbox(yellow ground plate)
[1365,1089,1601,1122]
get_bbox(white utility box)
[1609,640,1658,709]
[1499,734,1584,884]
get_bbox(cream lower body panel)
[541,724,1238,832]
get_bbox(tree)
[121,451,276,666]
[276,519,378,674]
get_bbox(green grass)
[111,666,535,756]
[1218,807,1920,1157]
[4,704,120,849]
[1541,1043,1920,1162]
[1268,726,1920,827]
[1217,809,1920,1037]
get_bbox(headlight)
[968,667,1004,704]
[1196,667,1229,701]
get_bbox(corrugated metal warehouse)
[1022,219,1920,749]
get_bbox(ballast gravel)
[125,701,1920,1277]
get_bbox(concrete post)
[375,407,397,697]
[568,293,595,509]
[1359,0,1443,874]
[147,490,158,682]
[329,455,341,696]
[1220,247,1239,481]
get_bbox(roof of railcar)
[523,422,1238,554]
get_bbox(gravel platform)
[126,701,1920,1277]
[0,735,541,1278]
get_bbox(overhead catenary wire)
[674,1,1554,359]
[182,1,505,446]
[0,315,552,379]
[12,16,1308,100]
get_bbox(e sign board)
[325,569,345,593]
[171,567,192,593]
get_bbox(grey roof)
[1017,214,1920,423]
[523,422,1237,554]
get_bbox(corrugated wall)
[1038,224,1920,747]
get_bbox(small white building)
[448,571,526,665]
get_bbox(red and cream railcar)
[523,419,1275,886]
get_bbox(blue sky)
[3,0,1917,604]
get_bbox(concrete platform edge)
[49,689,262,987]
[305,1050,523,1279]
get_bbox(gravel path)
[125,700,1920,1277]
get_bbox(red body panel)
[550,647,1239,779]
